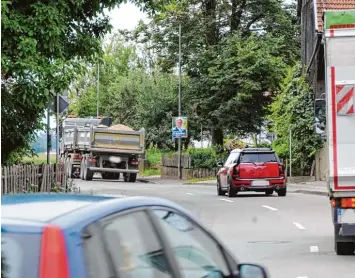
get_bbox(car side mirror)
[235,263,268,278]
[217,162,224,167]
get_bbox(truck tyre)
[277,186,287,197]
[84,158,93,181]
[80,159,85,180]
[128,173,137,182]
[335,241,354,255]
[228,178,237,197]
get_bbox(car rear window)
[240,152,278,163]
[1,233,41,278]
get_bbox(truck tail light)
[88,158,96,163]
[130,159,139,165]
[340,198,355,208]
[39,225,69,278]
[72,154,82,160]
[233,165,239,176]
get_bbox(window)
[240,152,278,163]
[101,210,173,278]
[153,209,231,278]
[224,152,239,166]
[82,224,113,278]
[1,233,42,278]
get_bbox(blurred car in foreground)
[217,148,286,197]
[2,194,269,278]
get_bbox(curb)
[291,189,328,197]
[183,182,215,186]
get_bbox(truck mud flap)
[340,224,355,237]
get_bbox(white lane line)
[220,198,234,203]
[296,276,308,278]
[293,222,306,230]
[261,205,278,211]
[186,192,194,195]
[310,246,319,253]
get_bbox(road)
[75,177,355,278]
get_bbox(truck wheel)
[335,241,354,255]
[102,173,109,179]
[114,173,120,180]
[123,173,128,182]
[277,186,287,197]
[80,159,85,180]
[128,173,137,182]
[84,158,93,181]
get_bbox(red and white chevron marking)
[336,84,355,115]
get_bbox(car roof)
[1,193,201,231]
[1,194,120,223]
[231,147,274,153]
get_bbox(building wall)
[300,0,317,68]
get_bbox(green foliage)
[186,147,228,170]
[267,62,323,174]
[146,148,163,168]
[1,0,155,164]
[127,0,300,144]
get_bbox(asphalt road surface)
[75,177,355,278]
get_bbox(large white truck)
[316,10,355,255]
[60,116,145,182]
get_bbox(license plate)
[251,180,269,186]
[338,209,355,224]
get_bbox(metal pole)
[178,24,182,180]
[289,127,292,177]
[97,63,100,117]
[47,107,50,164]
[56,93,60,164]
[201,123,203,148]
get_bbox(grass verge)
[185,177,216,183]
[22,153,56,164]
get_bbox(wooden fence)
[161,154,217,180]
[1,164,68,194]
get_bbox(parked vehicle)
[60,116,145,183]
[216,148,286,197]
[314,10,355,255]
[2,194,269,278]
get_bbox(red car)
[216,148,286,197]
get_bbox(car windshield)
[240,152,278,163]
[1,233,41,278]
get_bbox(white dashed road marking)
[293,222,306,230]
[310,246,319,253]
[186,192,194,195]
[261,205,278,211]
[296,276,308,278]
[220,198,234,203]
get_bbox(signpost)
[47,93,69,164]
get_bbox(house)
[297,0,355,181]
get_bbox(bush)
[185,147,228,170]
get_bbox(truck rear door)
[324,11,355,192]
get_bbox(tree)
[1,0,153,164]
[267,63,323,175]
[126,0,300,145]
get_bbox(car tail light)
[340,198,355,208]
[278,164,284,174]
[39,225,69,278]
[233,165,239,176]
[131,159,139,165]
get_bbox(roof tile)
[316,0,355,31]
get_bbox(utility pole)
[178,23,182,179]
[46,107,51,164]
[56,93,60,164]
[97,63,100,117]
[289,127,292,177]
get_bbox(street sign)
[50,95,69,114]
